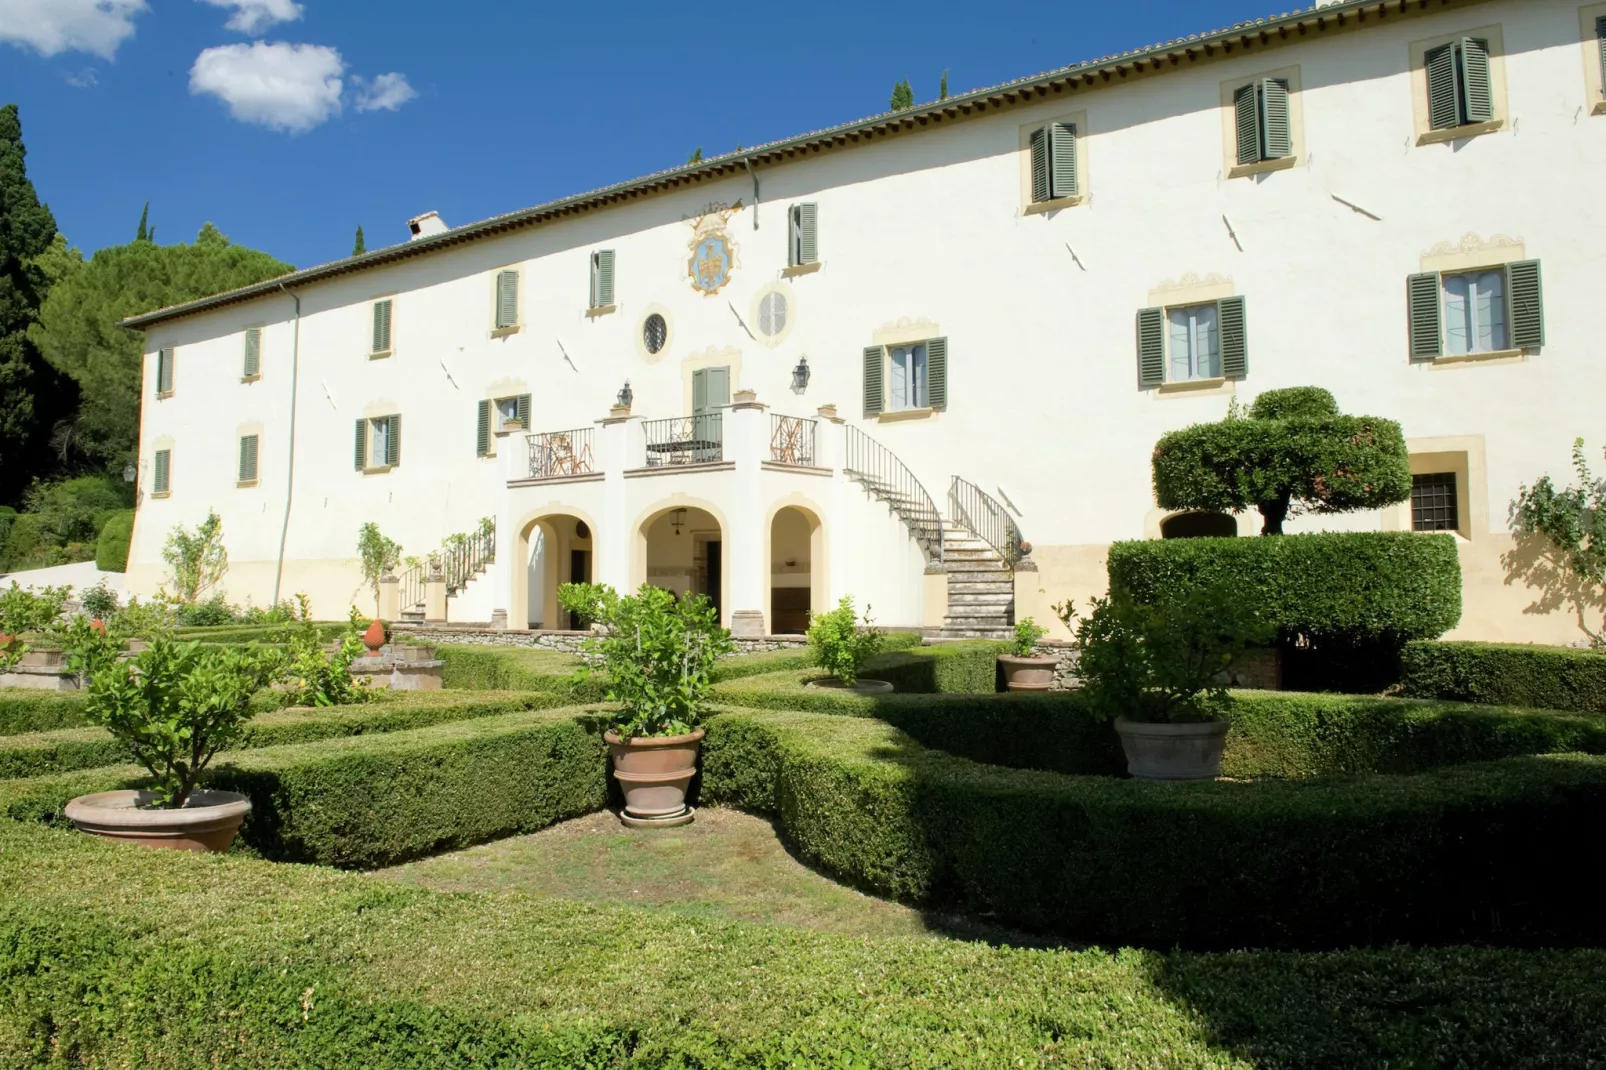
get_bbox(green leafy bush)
[1401,641,1606,713]
[1010,617,1047,656]
[272,602,370,708]
[0,582,71,671]
[1108,532,1462,648]
[806,595,885,684]
[558,583,732,738]
[79,582,118,620]
[0,691,90,735]
[1511,438,1606,644]
[94,509,134,572]
[160,510,228,604]
[173,592,237,627]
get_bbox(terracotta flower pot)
[64,789,252,853]
[605,728,704,828]
[1113,717,1229,781]
[89,618,107,635]
[998,654,1056,692]
[361,619,387,656]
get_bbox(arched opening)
[1160,511,1238,539]
[642,506,724,622]
[769,505,823,635]
[516,512,594,629]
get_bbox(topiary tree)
[1152,387,1411,535]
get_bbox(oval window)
[758,291,789,337]
[643,313,668,355]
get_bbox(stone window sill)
[156,390,174,400]
[1428,347,1527,368]
[369,350,393,361]
[1417,118,1504,146]
[1594,101,1606,117]
[877,407,937,423]
[1023,194,1087,216]
[236,479,258,488]
[151,491,171,499]
[240,374,261,384]
[781,261,822,278]
[1228,155,1297,179]
[1157,377,1233,396]
[490,325,521,339]
[585,304,617,319]
[362,465,395,475]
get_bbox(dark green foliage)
[1152,389,1411,534]
[94,509,133,572]
[1108,532,1462,647]
[0,690,89,734]
[1401,641,1606,713]
[437,644,608,700]
[890,78,914,110]
[352,225,366,256]
[867,640,1007,693]
[0,511,41,569]
[135,202,150,242]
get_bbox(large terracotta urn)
[64,789,252,853]
[998,654,1057,692]
[605,728,704,829]
[362,619,387,656]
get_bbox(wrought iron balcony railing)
[526,427,596,479]
[768,414,817,466]
[643,414,723,467]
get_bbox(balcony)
[768,413,816,467]
[643,414,724,467]
[522,427,598,482]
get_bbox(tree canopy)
[30,223,293,468]
[1152,387,1411,535]
[889,79,914,110]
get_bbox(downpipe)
[272,283,301,605]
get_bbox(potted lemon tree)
[806,596,891,694]
[560,582,733,829]
[998,617,1053,691]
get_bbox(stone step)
[948,590,1013,603]
[942,615,1014,629]
[939,627,1016,640]
[947,577,1014,588]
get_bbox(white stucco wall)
[128,0,1606,641]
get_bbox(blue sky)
[2,0,1280,269]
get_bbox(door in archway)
[568,549,591,629]
[704,539,722,620]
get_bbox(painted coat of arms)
[687,203,741,295]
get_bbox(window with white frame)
[1166,304,1222,382]
[1440,270,1508,356]
[887,343,928,411]
[496,397,520,426]
[371,417,392,462]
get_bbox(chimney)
[407,211,448,240]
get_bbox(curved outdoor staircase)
[397,520,497,623]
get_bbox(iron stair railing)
[395,519,497,613]
[948,476,1023,568]
[843,425,945,564]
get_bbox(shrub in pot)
[999,617,1053,691]
[272,602,371,707]
[1057,584,1271,780]
[560,583,733,827]
[806,596,890,692]
[0,581,73,672]
[63,637,283,851]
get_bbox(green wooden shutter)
[1233,83,1262,164]
[239,434,258,482]
[1597,16,1606,99]
[1506,260,1545,350]
[1028,126,1050,203]
[593,250,615,307]
[1425,43,1459,129]
[1261,79,1292,159]
[354,419,367,470]
[1050,122,1078,198]
[925,337,948,410]
[153,450,170,494]
[495,270,519,329]
[372,300,392,353]
[797,203,818,264]
[516,393,531,429]
[1217,297,1248,379]
[1136,308,1165,388]
[386,415,401,467]
[243,329,261,377]
[156,348,174,394]
[863,345,885,416]
[1407,273,1443,360]
[476,400,492,457]
[1460,38,1493,124]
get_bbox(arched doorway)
[769,505,823,635]
[1160,511,1238,539]
[515,512,594,629]
[642,506,724,621]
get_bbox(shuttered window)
[1406,261,1543,360]
[864,338,948,414]
[476,400,492,457]
[1137,299,1248,387]
[243,329,261,378]
[1597,16,1606,100]
[372,299,393,354]
[789,203,819,266]
[1028,122,1078,203]
[356,416,401,470]
[863,346,884,417]
[238,434,259,483]
[153,449,171,495]
[1425,38,1494,130]
[156,348,174,395]
[590,250,615,308]
[495,270,519,329]
[479,395,533,457]
[1233,78,1292,165]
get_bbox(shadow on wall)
[1501,530,1605,646]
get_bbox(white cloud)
[199,0,303,35]
[353,72,417,113]
[189,41,344,133]
[0,0,148,59]
[65,67,100,88]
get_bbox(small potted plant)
[805,596,891,693]
[62,637,283,852]
[1056,584,1270,781]
[560,583,733,828]
[998,617,1054,691]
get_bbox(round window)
[643,313,668,355]
[757,291,789,337]
[575,520,591,539]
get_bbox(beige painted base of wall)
[125,559,372,622]
[1013,545,1110,641]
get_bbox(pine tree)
[0,104,72,506]
[890,79,914,111]
[136,202,149,242]
[353,226,366,256]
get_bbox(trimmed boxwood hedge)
[0,690,572,779]
[436,644,610,699]
[5,821,1604,1068]
[1402,640,1606,713]
[0,690,90,735]
[1108,532,1462,646]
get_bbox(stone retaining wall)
[392,626,809,657]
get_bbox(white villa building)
[122,0,1606,644]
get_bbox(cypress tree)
[136,202,149,242]
[353,225,366,256]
